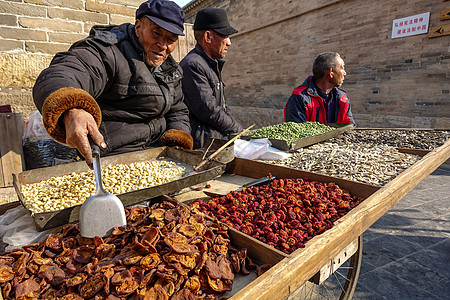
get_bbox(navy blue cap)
[194,8,237,36]
[136,0,185,36]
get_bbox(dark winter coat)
[180,44,243,149]
[33,23,190,155]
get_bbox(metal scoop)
[79,144,126,237]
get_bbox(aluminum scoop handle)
[92,144,106,196]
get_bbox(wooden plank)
[15,114,25,171]
[228,158,379,199]
[0,140,3,187]
[397,148,450,165]
[0,113,23,187]
[228,227,286,267]
[309,237,358,284]
[441,8,450,21]
[354,127,450,131]
[0,201,20,216]
[428,24,450,38]
[231,139,450,299]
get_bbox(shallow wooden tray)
[238,123,353,151]
[12,147,226,231]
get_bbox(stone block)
[83,20,109,34]
[0,14,17,26]
[435,118,450,129]
[384,115,412,128]
[106,0,140,7]
[110,14,135,25]
[0,53,52,87]
[86,0,136,17]
[411,117,433,128]
[229,106,284,129]
[0,87,35,118]
[0,27,47,41]
[25,41,70,54]
[48,7,108,24]
[0,39,23,52]
[48,32,87,44]
[0,0,46,17]
[19,16,83,33]
[24,0,84,10]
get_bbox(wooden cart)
[0,138,448,300]
[172,137,450,299]
[226,139,449,299]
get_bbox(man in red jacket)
[284,52,355,125]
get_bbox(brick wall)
[185,0,450,129]
[0,0,194,119]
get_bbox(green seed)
[248,122,335,145]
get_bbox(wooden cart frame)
[225,139,450,299]
[0,138,448,300]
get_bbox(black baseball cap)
[193,8,238,36]
[136,0,185,36]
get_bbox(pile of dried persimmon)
[0,200,258,299]
[191,178,365,254]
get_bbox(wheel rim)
[288,235,363,300]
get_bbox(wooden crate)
[0,113,24,187]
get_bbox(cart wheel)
[288,235,363,300]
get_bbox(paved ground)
[353,165,450,300]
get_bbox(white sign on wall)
[391,12,430,39]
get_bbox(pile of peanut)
[21,160,185,213]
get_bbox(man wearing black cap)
[180,8,244,149]
[33,0,193,167]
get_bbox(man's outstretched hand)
[63,108,106,169]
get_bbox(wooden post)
[0,113,24,187]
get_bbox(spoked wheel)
[288,235,363,300]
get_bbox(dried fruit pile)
[0,201,256,299]
[191,178,364,254]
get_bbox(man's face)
[208,31,231,60]
[135,18,178,67]
[331,56,346,87]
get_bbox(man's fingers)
[77,135,93,169]
[88,124,106,149]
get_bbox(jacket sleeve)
[285,94,307,123]
[163,66,191,134]
[32,39,113,142]
[181,61,243,134]
[346,101,356,126]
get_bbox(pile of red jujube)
[191,178,365,254]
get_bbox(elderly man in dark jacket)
[33,0,193,167]
[180,8,243,149]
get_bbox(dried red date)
[191,178,364,254]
